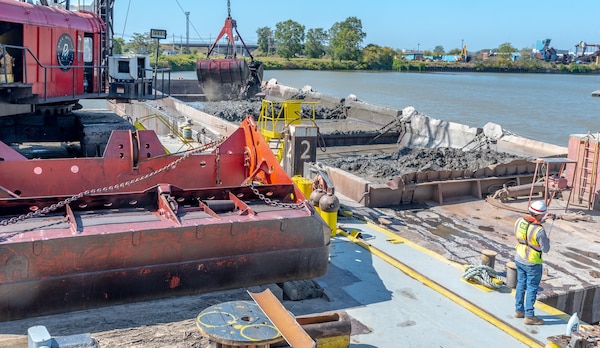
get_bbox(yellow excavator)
[457,45,470,62]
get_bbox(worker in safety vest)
[513,200,553,325]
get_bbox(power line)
[119,0,131,39]
[173,0,207,42]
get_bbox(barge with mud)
[115,79,600,328]
[80,82,599,347]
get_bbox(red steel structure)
[0,0,329,321]
[0,117,330,321]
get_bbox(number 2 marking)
[300,140,311,160]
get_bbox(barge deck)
[1,89,598,347]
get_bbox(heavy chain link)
[247,182,306,209]
[0,141,222,227]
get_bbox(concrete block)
[248,283,284,301]
[282,279,324,301]
[27,326,98,348]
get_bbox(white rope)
[462,264,504,289]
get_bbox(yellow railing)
[134,114,197,154]
[257,99,319,161]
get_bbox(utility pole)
[185,11,190,54]
[268,36,272,56]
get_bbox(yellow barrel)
[319,193,340,237]
[320,210,338,237]
[292,175,313,200]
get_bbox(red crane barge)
[0,0,329,321]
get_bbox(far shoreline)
[159,55,600,75]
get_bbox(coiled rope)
[462,264,504,290]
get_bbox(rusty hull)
[0,117,330,321]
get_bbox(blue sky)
[111,0,600,53]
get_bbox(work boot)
[514,312,524,318]
[524,316,544,325]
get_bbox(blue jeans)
[515,261,543,318]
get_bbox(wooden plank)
[248,289,316,348]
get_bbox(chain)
[0,140,222,227]
[247,182,306,209]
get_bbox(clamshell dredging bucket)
[196,58,250,85]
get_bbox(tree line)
[114,17,599,73]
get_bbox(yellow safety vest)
[515,216,543,264]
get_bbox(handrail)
[1,43,173,102]
[0,43,108,101]
[258,99,318,139]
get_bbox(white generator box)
[108,55,153,81]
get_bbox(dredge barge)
[0,0,328,322]
[2,77,600,348]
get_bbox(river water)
[173,70,600,146]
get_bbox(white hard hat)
[529,201,547,215]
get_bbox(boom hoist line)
[206,0,254,60]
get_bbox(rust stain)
[168,275,181,289]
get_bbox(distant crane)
[575,41,600,64]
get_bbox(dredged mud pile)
[188,99,348,123]
[320,147,525,183]
[188,100,526,183]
